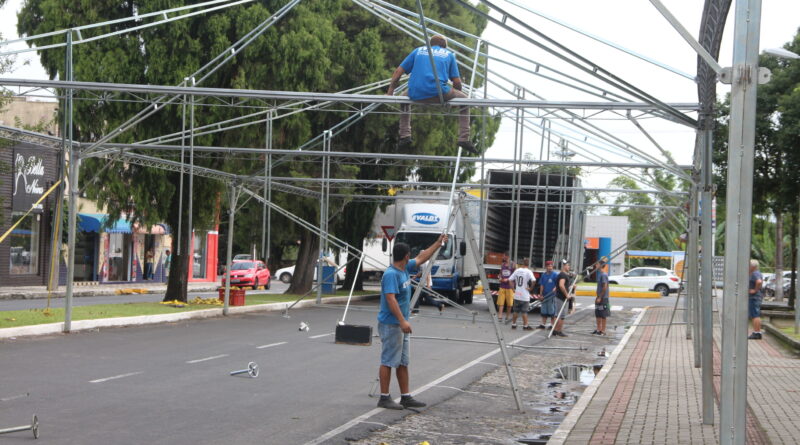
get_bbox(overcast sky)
[2,0,799,189]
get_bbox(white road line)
[257,341,287,349]
[309,333,333,339]
[632,307,644,313]
[303,330,539,445]
[611,305,624,311]
[89,371,142,383]
[186,354,228,364]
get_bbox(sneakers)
[400,395,426,409]
[591,330,600,335]
[523,325,534,331]
[457,140,478,155]
[511,324,517,329]
[377,396,404,410]
[553,331,568,337]
[411,309,420,314]
[536,324,546,330]
[748,332,762,340]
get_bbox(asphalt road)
[0,296,661,444]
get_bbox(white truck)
[365,191,481,304]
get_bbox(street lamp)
[764,47,800,60]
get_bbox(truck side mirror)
[382,238,388,252]
[459,241,467,256]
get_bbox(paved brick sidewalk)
[557,304,800,445]
[557,307,719,445]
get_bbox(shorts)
[512,299,530,313]
[595,302,610,318]
[554,297,568,320]
[748,297,762,319]
[497,288,514,307]
[379,322,410,368]
[540,296,556,317]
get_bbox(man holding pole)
[553,259,574,337]
[536,260,559,330]
[377,235,448,410]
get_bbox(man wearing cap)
[553,260,574,337]
[496,253,515,324]
[536,260,559,330]
[386,35,475,154]
[593,259,610,335]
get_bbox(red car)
[221,260,271,290]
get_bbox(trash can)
[321,265,336,294]
[219,288,246,306]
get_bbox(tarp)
[78,213,132,234]
[626,250,674,259]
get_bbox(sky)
[1,0,799,190]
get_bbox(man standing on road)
[386,35,475,154]
[509,258,536,331]
[748,259,764,340]
[496,254,515,324]
[593,258,610,335]
[536,260,559,330]
[377,235,448,410]
[553,260,574,337]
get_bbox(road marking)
[611,305,624,311]
[186,354,228,364]
[632,307,644,313]
[90,371,143,383]
[257,341,287,349]
[303,330,539,445]
[309,333,333,339]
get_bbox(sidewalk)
[553,306,800,445]
[0,281,220,300]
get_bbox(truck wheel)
[462,288,473,305]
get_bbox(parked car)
[765,270,796,297]
[275,262,346,284]
[221,260,271,290]
[608,267,680,296]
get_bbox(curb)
[0,294,379,340]
[763,321,800,351]
[547,307,649,445]
[575,290,662,299]
[0,286,220,300]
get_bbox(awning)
[626,250,674,260]
[78,213,132,234]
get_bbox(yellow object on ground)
[115,288,149,295]
[575,290,662,299]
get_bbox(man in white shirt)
[509,258,536,330]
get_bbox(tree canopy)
[18,0,498,298]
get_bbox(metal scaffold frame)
[0,0,753,421]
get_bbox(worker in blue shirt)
[386,35,475,154]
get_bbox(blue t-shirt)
[379,259,418,324]
[399,45,460,101]
[749,270,763,299]
[596,271,610,302]
[539,270,560,300]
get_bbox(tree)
[18,0,497,299]
[714,28,800,304]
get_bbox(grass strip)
[0,291,376,329]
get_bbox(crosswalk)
[573,302,624,311]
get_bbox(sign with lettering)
[12,145,50,213]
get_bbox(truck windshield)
[395,232,453,260]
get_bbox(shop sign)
[12,145,49,213]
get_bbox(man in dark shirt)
[748,259,764,340]
[593,259,610,335]
[553,260,574,337]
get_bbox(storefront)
[75,213,217,284]
[0,143,58,287]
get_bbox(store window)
[9,212,40,275]
[193,232,207,279]
[108,233,131,282]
